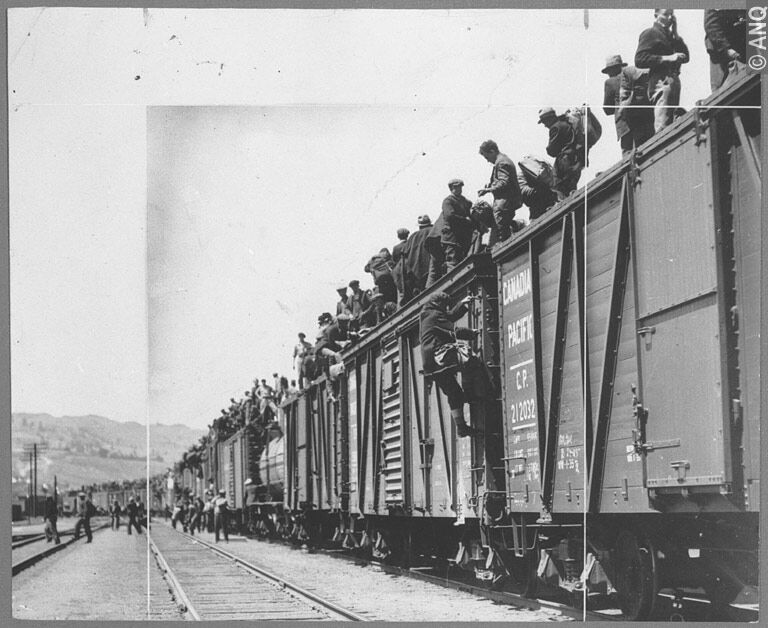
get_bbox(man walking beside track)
[214,489,230,543]
[73,492,94,543]
[126,495,143,535]
[42,484,60,544]
[110,499,122,531]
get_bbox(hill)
[11,413,205,493]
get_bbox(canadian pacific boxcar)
[190,73,760,621]
[279,73,760,620]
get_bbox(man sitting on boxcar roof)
[419,291,484,438]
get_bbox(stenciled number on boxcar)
[502,263,540,486]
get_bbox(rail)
[150,525,368,621]
[12,522,110,575]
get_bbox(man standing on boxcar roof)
[477,139,522,247]
[293,332,312,390]
[602,54,654,157]
[335,285,351,317]
[634,9,689,133]
[402,215,433,300]
[704,9,746,91]
[441,179,475,272]
[538,108,585,199]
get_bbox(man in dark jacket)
[478,140,523,246]
[704,9,746,91]
[364,249,397,305]
[538,108,583,198]
[392,228,409,301]
[42,485,60,544]
[401,215,432,301]
[419,292,481,438]
[603,54,654,157]
[426,213,446,287]
[392,228,409,264]
[441,179,475,272]
[73,492,93,543]
[126,495,143,535]
[634,9,689,133]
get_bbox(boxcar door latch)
[669,460,690,481]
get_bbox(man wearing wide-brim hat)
[602,53,654,157]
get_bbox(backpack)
[565,105,602,149]
[518,156,555,190]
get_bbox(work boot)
[456,423,483,438]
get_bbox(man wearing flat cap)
[335,285,351,317]
[478,140,522,246]
[401,215,433,301]
[602,54,653,157]
[441,179,475,272]
[348,279,371,322]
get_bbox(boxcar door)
[378,334,404,513]
[631,129,730,495]
[403,332,428,514]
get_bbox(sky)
[9,7,715,430]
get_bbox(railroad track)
[149,525,368,621]
[12,523,110,575]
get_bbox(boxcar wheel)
[613,530,658,621]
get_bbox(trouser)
[207,511,215,533]
[426,250,445,287]
[127,516,143,535]
[112,515,120,530]
[215,512,229,542]
[489,198,515,246]
[554,148,584,199]
[650,74,681,133]
[44,519,60,544]
[620,114,655,157]
[442,242,469,273]
[375,274,397,304]
[74,517,92,542]
[189,513,201,535]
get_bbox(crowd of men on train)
[209,9,749,441]
[283,9,748,402]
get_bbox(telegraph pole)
[28,451,32,522]
[33,443,37,518]
[23,442,48,520]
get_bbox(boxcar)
[223,72,760,621]
[486,73,760,619]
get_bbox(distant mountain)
[11,413,205,493]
